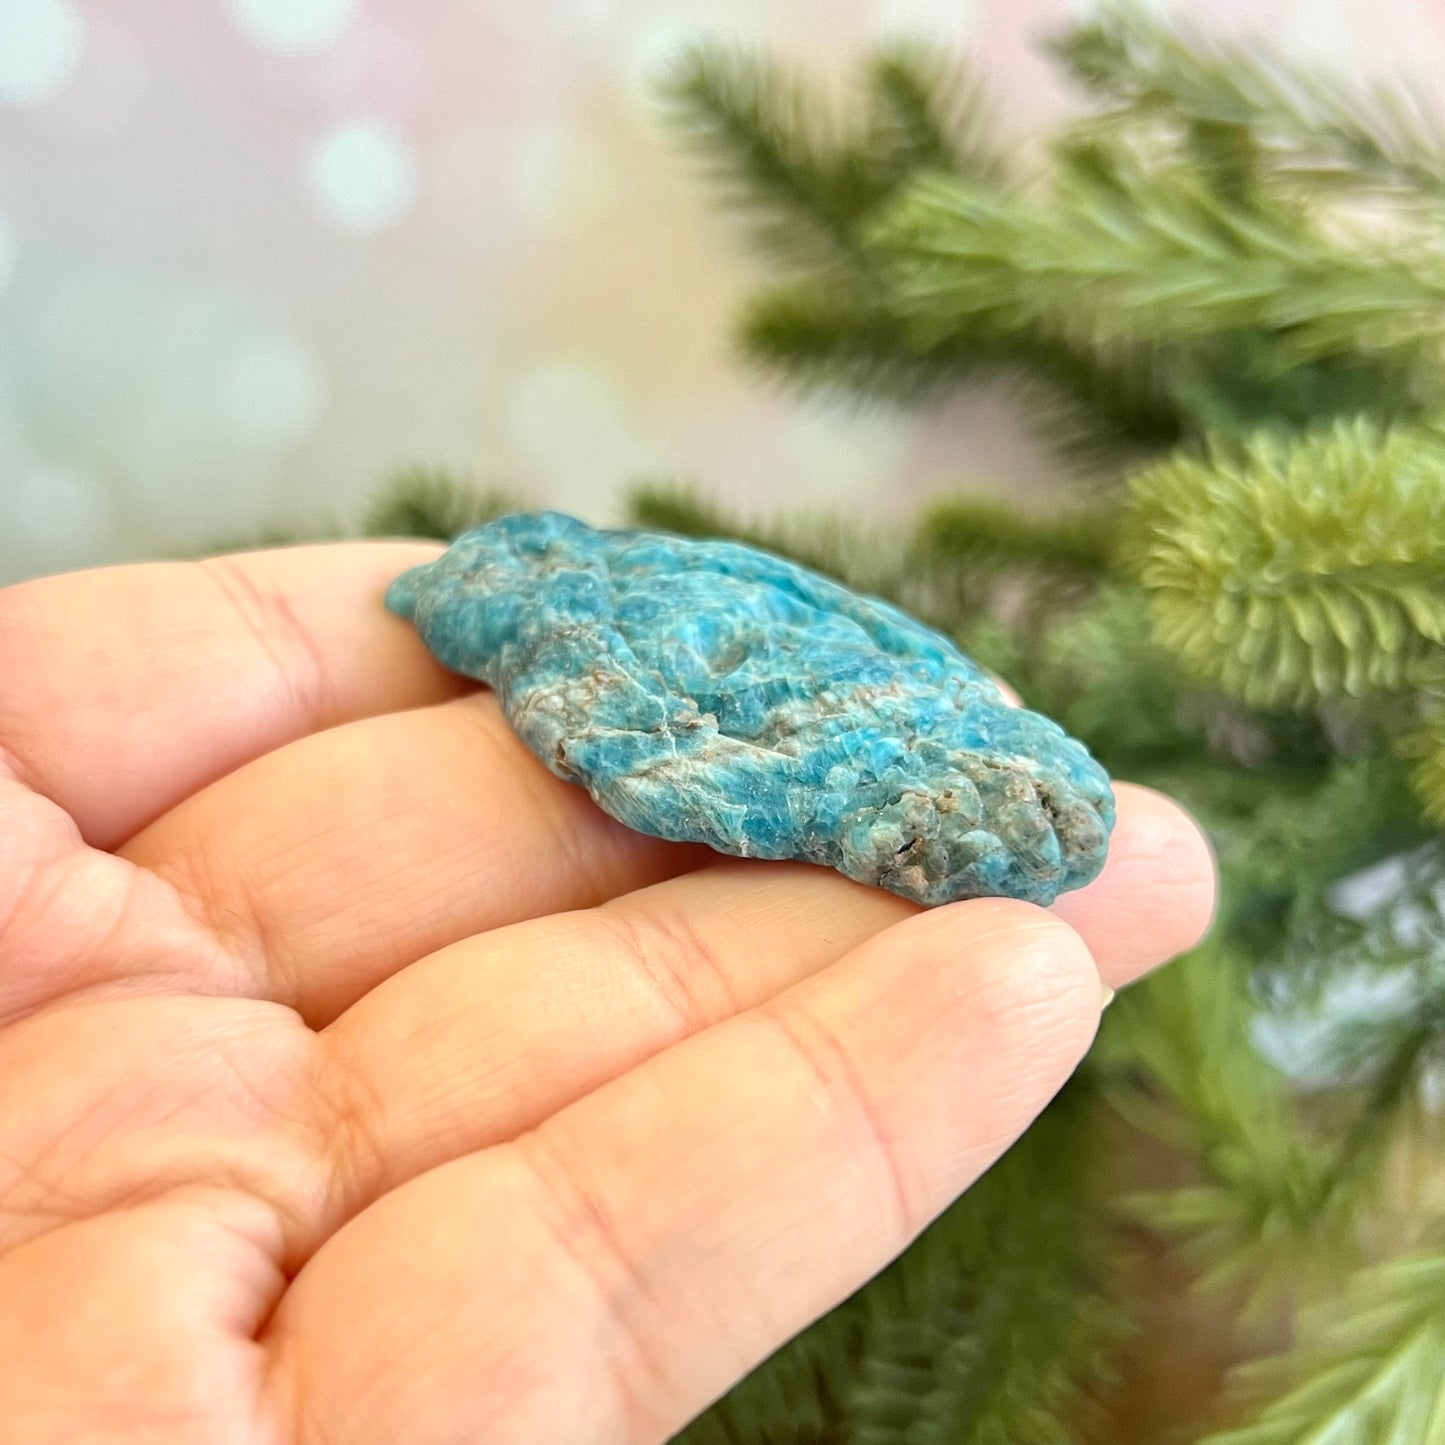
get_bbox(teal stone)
[386,511,1114,906]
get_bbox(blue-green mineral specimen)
[386,512,1114,906]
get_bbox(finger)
[313,782,1206,1213]
[263,901,1102,1445]
[121,691,714,1022]
[0,544,466,849]
[318,863,914,1205]
[0,1187,284,1444]
[1050,783,1215,985]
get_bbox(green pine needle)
[1401,709,1445,825]
[1199,1251,1445,1445]
[737,279,991,402]
[738,278,1187,464]
[658,46,889,270]
[874,168,1445,365]
[1123,422,1445,707]
[1051,6,1445,200]
[362,466,521,541]
[844,1081,1124,1445]
[913,495,1118,576]
[863,45,1008,189]
[659,42,1007,276]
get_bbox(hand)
[0,545,1215,1444]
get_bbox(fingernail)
[1100,985,1116,1010]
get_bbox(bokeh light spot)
[222,335,325,447]
[513,126,619,230]
[0,0,85,106]
[223,0,357,55]
[306,120,420,234]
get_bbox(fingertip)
[1051,781,1218,987]
[877,897,1103,1064]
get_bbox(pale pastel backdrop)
[1,0,1443,583]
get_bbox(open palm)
[0,544,1215,1444]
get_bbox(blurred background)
[3,0,1444,584]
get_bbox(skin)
[0,543,1217,1445]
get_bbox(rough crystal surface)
[386,512,1115,906]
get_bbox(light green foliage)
[1402,711,1445,824]
[1125,423,1445,707]
[1199,1252,1445,1445]
[877,168,1445,368]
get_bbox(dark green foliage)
[912,496,1117,579]
[660,44,1006,273]
[1099,943,1343,1305]
[362,466,521,541]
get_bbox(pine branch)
[739,280,1186,462]
[1001,585,1229,776]
[626,481,738,541]
[363,466,521,541]
[1050,6,1445,200]
[864,46,1007,189]
[1123,422,1445,707]
[658,46,888,270]
[660,42,1008,277]
[737,280,999,403]
[1214,755,1429,937]
[912,496,1118,577]
[874,168,1445,364]
[1099,943,1344,1305]
[1199,1250,1445,1445]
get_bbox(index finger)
[0,544,468,848]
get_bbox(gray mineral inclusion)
[386,511,1114,906]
